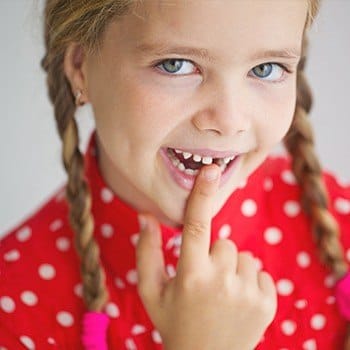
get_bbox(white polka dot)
[310,314,326,330]
[16,226,32,242]
[173,234,182,247]
[73,283,83,297]
[281,170,296,185]
[4,249,20,262]
[324,274,335,288]
[130,233,139,246]
[346,249,350,263]
[296,251,311,268]
[151,329,162,344]
[166,264,176,278]
[19,336,35,349]
[334,197,350,215]
[131,324,146,335]
[20,291,38,306]
[303,339,317,350]
[49,219,63,232]
[125,338,137,350]
[56,311,74,327]
[100,223,114,238]
[101,187,114,203]
[283,201,300,217]
[281,320,297,335]
[56,237,70,252]
[326,296,336,305]
[47,337,56,345]
[0,296,15,313]
[241,199,257,217]
[276,279,294,296]
[218,224,231,239]
[263,178,273,191]
[264,227,283,245]
[173,246,181,257]
[115,277,126,289]
[38,264,56,280]
[294,299,308,309]
[106,302,120,318]
[126,269,138,285]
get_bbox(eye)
[250,63,286,82]
[155,59,197,75]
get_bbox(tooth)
[183,152,192,159]
[223,157,231,164]
[172,158,180,166]
[229,156,235,161]
[193,154,202,162]
[185,168,195,175]
[220,164,227,172]
[193,169,199,175]
[175,149,182,154]
[178,163,186,171]
[202,156,213,165]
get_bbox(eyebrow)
[135,42,301,62]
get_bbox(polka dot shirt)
[1,131,350,349]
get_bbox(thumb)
[136,214,169,307]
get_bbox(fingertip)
[199,164,221,182]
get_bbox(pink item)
[335,272,350,320]
[82,311,110,350]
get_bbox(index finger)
[177,164,221,274]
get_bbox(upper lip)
[165,147,241,158]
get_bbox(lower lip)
[159,148,241,191]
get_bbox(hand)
[136,164,277,350]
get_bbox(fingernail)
[138,215,147,230]
[201,166,219,181]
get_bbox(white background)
[0,0,349,236]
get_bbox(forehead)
[109,0,308,62]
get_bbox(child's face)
[83,0,308,227]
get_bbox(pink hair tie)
[82,311,110,350]
[335,272,350,320]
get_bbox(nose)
[191,81,252,136]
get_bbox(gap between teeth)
[169,148,235,175]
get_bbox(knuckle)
[212,238,238,255]
[185,220,209,238]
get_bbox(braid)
[284,36,350,349]
[41,52,108,312]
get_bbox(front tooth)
[223,157,231,164]
[177,162,186,171]
[183,152,192,159]
[202,156,213,164]
[175,149,182,154]
[193,154,202,162]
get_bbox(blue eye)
[251,63,285,82]
[156,59,196,75]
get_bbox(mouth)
[160,147,242,191]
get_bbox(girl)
[1,0,349,349]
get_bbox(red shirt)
[1,131,350,349]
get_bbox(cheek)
[256,85,296,146]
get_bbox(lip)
[170,147,239,159]
[160,147,242,191]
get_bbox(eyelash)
[153,58,293,83]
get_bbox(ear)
[63,43,89,104]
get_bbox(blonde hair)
[40,0,350,347]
